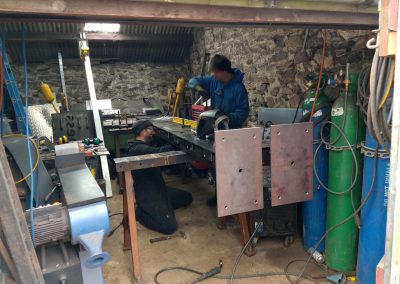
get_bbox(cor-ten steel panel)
[215,127,263,217]
[270,122,313,206]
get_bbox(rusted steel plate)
[215,127,263,217]
[114,150,189,172]
[270,122,313,206]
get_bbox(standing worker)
[128,120,193,234]
[188,54,250,129]
[189,54,250,205]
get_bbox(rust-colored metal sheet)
[215,127,263,217]
[270,122,313,206]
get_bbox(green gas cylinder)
[302,89,330,114]
[325,73,365,272]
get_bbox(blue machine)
[357,130,390,284]
[302,103,330,252]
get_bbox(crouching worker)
[128,120,193,234]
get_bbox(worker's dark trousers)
[135,187,192,234]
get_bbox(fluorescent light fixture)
[84,23,120,33]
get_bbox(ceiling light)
[84,23,120,33]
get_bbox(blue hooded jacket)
[188,68,249,128]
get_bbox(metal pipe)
[384,4,400,282]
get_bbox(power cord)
[3,134,40,184]
[109,212,123,218]
[290,146,378,284]
[284,259,328,283]
[154,266,321,284]
[229,220,262,283]
[108,220,123,237]
[154,221,320,284]
[21,24,36,244]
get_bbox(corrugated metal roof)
[2,22,193,63]
[3,22,85,33]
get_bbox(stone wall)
[11,27,374,121]
[12,61,188,110]
[189,27,374,122]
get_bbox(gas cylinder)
[302,88,330,252]
[356,130,390,283]
[326,73,365,272]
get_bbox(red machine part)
[191,104,210,170]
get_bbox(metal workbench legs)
[238,213,256,256]
[217,214,256,256]
[114,135,125,194]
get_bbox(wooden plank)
[380,0,389,56]
[0,140,44,284]
[124,171,142,283]
[0,237,18,281]
[0,0,378,28]
[114,151,189,172]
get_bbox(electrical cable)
[357,65,371,123]
[284,259,328,283]
[109,212,123,218]
[108,220,123,237]
[1,28,5,137]
[292,91,307,123]
[367,49,393,152]
[291,147,378,284]
[0,43,3,136]
[35,157,40,207]
[229,220,262,283]
[3,134,40,184]
[308,30,327,122]
[154,221,321,284]
[21,25,35,243]
[378,59,394,110]
[154,267,321,284]
[313,121,359,196]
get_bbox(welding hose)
[21,25,36,243]
[292,147,378,284]
[313,120,359,196]
[357,65,371,123]
[367,49,393,152]
[368,53,387,148]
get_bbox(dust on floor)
[103,175,325,284]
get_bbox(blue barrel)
[302,106,329,252]
[356,130,390,283]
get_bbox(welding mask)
[196,109,229,139]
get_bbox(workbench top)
[152,119,215,153]
[152,118,269,164]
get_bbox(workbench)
[152,118,270,164]
[115,149,261,283]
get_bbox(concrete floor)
[103,174,327,284]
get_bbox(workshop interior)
[0,1,398,284]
